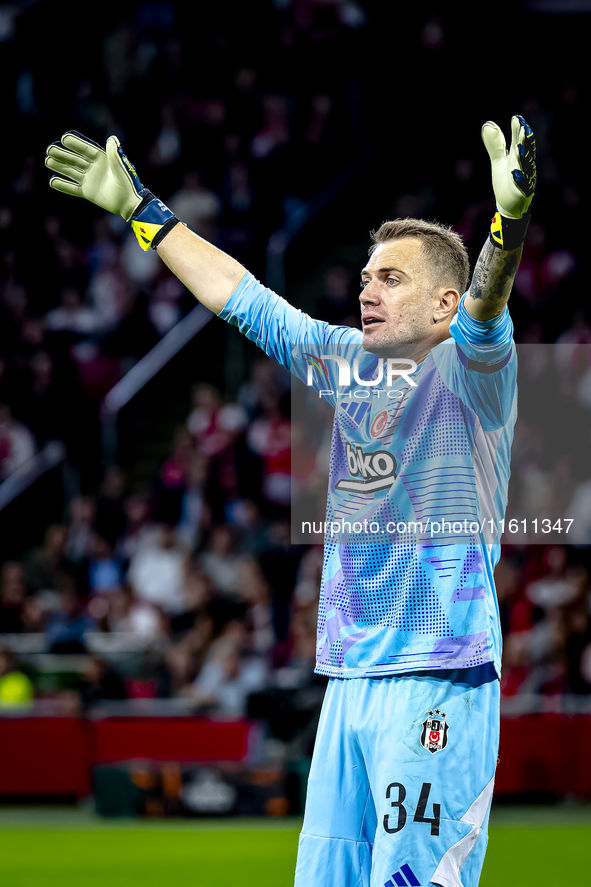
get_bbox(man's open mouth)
[362,317,384,328]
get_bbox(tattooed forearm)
[467,238,522,320]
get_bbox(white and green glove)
[481,114,536,250]
[45,131,180,251]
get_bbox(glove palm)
[45,131,144,221]
[481,114,536,219]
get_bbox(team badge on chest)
[420,709,449,754]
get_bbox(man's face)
[359,237,449,358]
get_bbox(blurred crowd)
[0,359,326,726]
[497,544,591,699]
[0,0,366,493]
[1,2,591,724]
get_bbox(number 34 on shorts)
[384,781,441,837]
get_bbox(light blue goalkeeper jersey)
[220,272,517,679]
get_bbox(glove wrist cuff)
[489,208,531,250]
[129,189,157,221]
[130,190,180,251]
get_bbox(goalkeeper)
[46,115,535,887]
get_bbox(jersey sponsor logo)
[384,863,421,887]
[420,709,449,754]
[335,442,397,493]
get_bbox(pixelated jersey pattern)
[315,350,515,677]
[400,371,474,464]
[219,274,517,678]
[340,544,453,635]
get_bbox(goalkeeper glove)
[45,131,180,251]
[481,114,536,250]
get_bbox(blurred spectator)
[80,654,126,711]
[501,546,589,697]
[88,536,123,596]
[565,480,591,545]
[167,571,215,690]
[21,593,47,633]
[246,390,291,511]
[524,546,585,611]
[87,249,133,330]
[187,383,221,445]
[199,524,245,599]
[0,561,28,633]
[158,426,194,526]
[187,383,248,457]
[45,286,104,335]
[25,524,73,593]
[239,556,274,655]
[185,383,248,513]
[117,494,160,563]
[237,358,290,419]
[167,170,222,242]
[127,525,188,615]
[231,498,268,557]
[258,520,304,666]
[17,349,73,447]
[45,577,91,653]
[95,465,127,549]
[121,227,161,288]
[66,496,97,565]
[0,401,35,480]
[250,93,290,160]
[147,271,186,335]
[220,134,254,215]
[148,102,182,169]
[69,340,121,404]
[105,583,166,639]
[0,249,27,325]
[189,619,268,716]
[176,452,210,552]
[292,545,323,614]
[316,265,359,327]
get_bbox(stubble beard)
[362,316,434,361]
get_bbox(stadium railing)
[0,441,67,513]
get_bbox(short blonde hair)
[370,218,470,296]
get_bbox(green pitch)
[0,807,588,886]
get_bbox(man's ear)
[433,287,460,324]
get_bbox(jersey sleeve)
[219,271,363,406]
[450,293,513,354]
[433,294,517,430]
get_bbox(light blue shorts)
[295,666,499,887]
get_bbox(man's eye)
[360,280,369,289]
[387,278,398,286]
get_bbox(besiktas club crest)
[420,709,449,754]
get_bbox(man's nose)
[360,284,379,305]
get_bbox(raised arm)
[155,223,245,315]
[464,115,536,321]
[464,238,522,321]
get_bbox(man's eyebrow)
[360,266,407,276]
